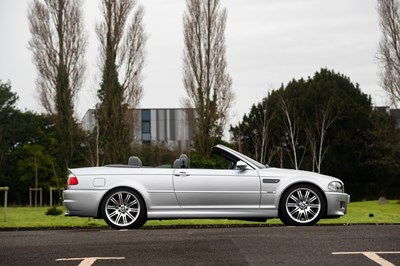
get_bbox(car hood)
[258,167,342,183]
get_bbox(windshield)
[238,152,266,169]
[215,145,267,169]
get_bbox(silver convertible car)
[63,144,350,229]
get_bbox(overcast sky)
[0,0,387,127]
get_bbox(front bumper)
[63,189,107,218]
[325,192,350,217]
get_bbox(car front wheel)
[100,188,147,229]
[279,184,325,226]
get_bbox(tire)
[279,184,325,226]
[100,188,147,229]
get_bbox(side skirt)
[147,208,278,219]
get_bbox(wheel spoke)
[296,190,303,201]
[107,205,119,211]
[296,210,303,220]
[114,213,123,224]
[122,214,128,225]
[304,190,310,201]
[308,195,317,203]
[303,210,309,220]
[307,209,317,217]
[126,199,138,208]
[128,207,139,213]
[110,197,119,206]
[117,193,124,205]
[290,207,300,215]
[126,211,136,221]
[108,210,118,218]
[124,194,131,205]
[290,194,299,203]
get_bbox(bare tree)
[96,0,146,164]
[305,99,338,173]
[249,99,275,165]
[28,0,87,114]
[377,0,400,106]
[279,95,306,170]
[258,101,275,165]
[28,0,87,168]
[183,0,234,158]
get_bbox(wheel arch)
[278,181,328,217]
[97,186,148,219]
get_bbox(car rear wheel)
[101,188,147,229]
[279,184,325,226]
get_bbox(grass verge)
[0,200,399,229]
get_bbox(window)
[141,110,151,141]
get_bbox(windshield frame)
[213,144,267,169]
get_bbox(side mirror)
[236,160,248,170]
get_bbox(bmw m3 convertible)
[63,144,350,229]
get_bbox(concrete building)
[390,109,400,128]
[81,109,97,132]
[373,106,400,129]
[81,108,195,150]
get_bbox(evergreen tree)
[230,69,379,199]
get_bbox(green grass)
[318,199,400,225]
[0,207,107,228]
[0,200,399,229]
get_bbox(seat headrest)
[173,159,180,168]
[128,156,142,167]
[174,154,189,168]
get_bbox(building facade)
[373,106,400,129]
[390,109,400,128]
[81,108,194,150]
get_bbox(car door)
[172,168,261,208]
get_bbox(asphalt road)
[0,225,399,266]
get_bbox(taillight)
[68,175,79,185]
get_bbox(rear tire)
[100,188,147,229]
[279,184,325,226]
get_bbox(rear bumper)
[63,189,107,218]
[325,192,350,217]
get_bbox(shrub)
[45,207,63,216]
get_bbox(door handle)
[174,172,190,177]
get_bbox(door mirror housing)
[236,160,248,170]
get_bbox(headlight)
[328,181,344,192]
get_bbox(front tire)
[100,188,147,229]
[279,184,325,226]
